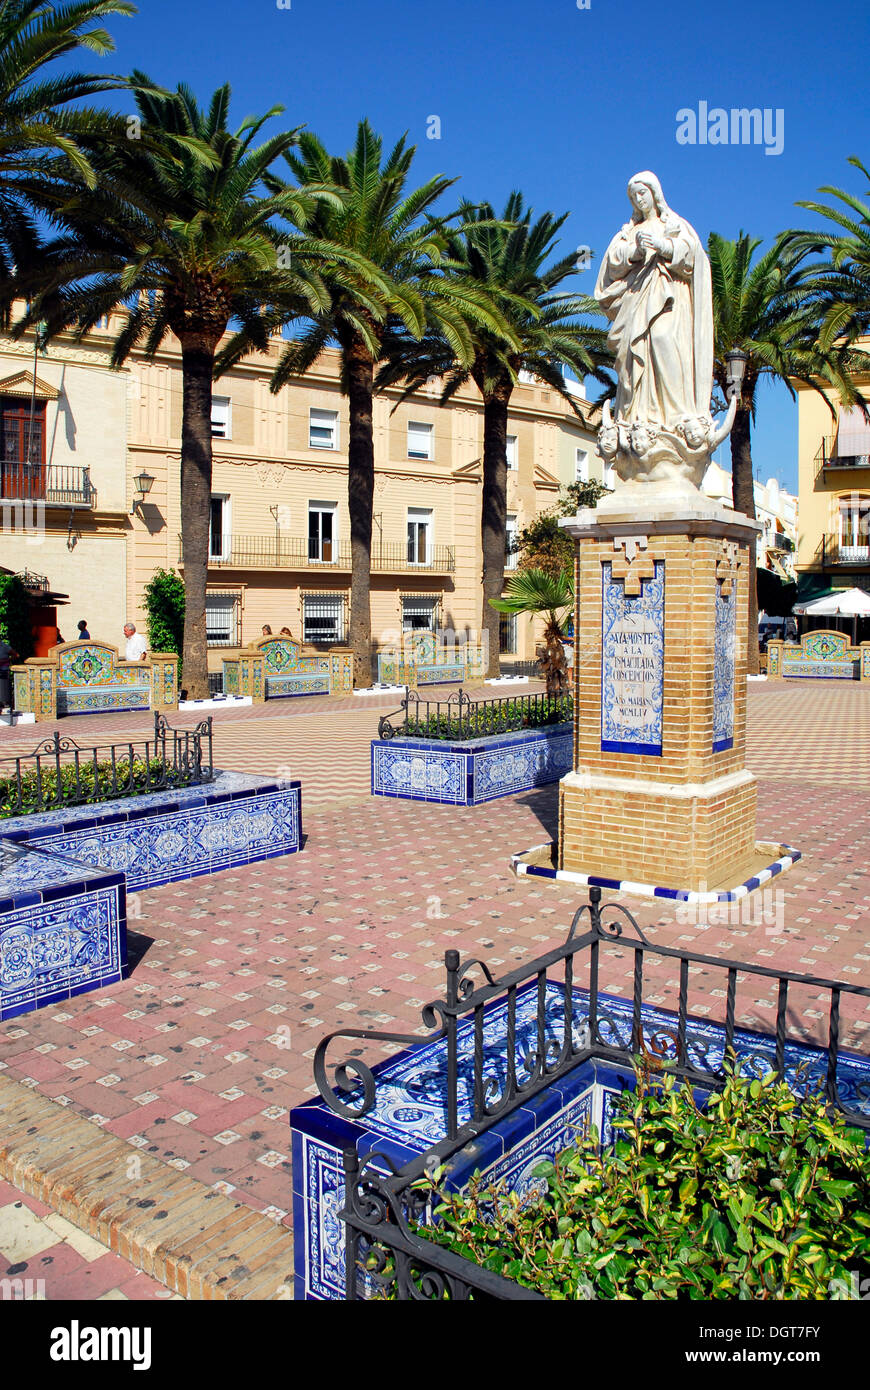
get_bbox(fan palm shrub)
[491,567,574,695]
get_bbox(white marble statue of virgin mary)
[594,172,713,430]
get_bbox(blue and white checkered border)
[510,840,802,903]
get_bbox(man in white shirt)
[123,622,148,662]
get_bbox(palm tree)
[18,77,335,697]
[790,156,870,348]
[377,194,612,678]
[490,568,573,696]
[235,120,506,687]
[708,231,868,672]
[0,0,137,302]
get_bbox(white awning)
[837,407,870,455]
[795,587,870,617]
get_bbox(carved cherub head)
[598,420,619,457]
[629,421,652,456]
[678,415,710,451]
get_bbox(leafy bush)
[403,695,572,742]
[0,573,32,660]
[0,755,196,818]
[421,1068,870,1300]
[144,568,185,658]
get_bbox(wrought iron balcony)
[179,535,456,573]
[815,436,870,484]
[0,463,96,508]
[818,533,870,566]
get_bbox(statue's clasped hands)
[635,229,672,259]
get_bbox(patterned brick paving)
[0,680,867,1296]
[0,1179,177,1300]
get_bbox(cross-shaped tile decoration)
[715,541,741,597]
[609,535,656,596]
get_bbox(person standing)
[77,619,90,640]
[123,622,148,661]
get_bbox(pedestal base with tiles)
[555,494,796,896]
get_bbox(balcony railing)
[179,535,456,573]
[815,437,870,483]
[818,533,870,566]
[0,464,96,508]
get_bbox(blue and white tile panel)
[511,839,802,903]
[371,724,573,806]
[3,771,303,893]
[0,841,126,1022]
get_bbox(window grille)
[303,593,346,644]
[206,591,241,647]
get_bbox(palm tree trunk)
[481,388,510,679]
[178,334,216,700]
[730,398,759,675]
[346,342,374,688]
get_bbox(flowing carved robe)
[595,214,713,428]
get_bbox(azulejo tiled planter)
[370,722,573,805]
[291,980,870,1301]
[292,892,870,1301]
[0,839,127,1022]
[0,771,302,1019]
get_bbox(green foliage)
[403,694,572,742]
[559,479,611,515]
[517,482,609,579]
[421,1068,870,1300]
[516,511,574,578]
[0,0,136,297]
[143,568,184,658]
[0,755,181,818]
[0,573,32,660]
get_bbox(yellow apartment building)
[0,315,601,681]
[795,339,870,602]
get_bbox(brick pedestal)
[558,497,761,893]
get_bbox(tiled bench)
[13,642,179,720]
[377,633,485,688]
[768,630,870,681]
[223,636,353,701]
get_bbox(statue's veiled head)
[627,171,667,222]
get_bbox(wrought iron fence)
[313,887,870,1300]
[377,687,573,741]
[0,712,214,817]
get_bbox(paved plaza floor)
[0,680,868,1297]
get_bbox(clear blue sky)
[86,0,870,493]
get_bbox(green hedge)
[0,574,32,660]
[144,568,184,660]
[416,1067,870,1300]
[403,696,572,742]
[0,755,195,818]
